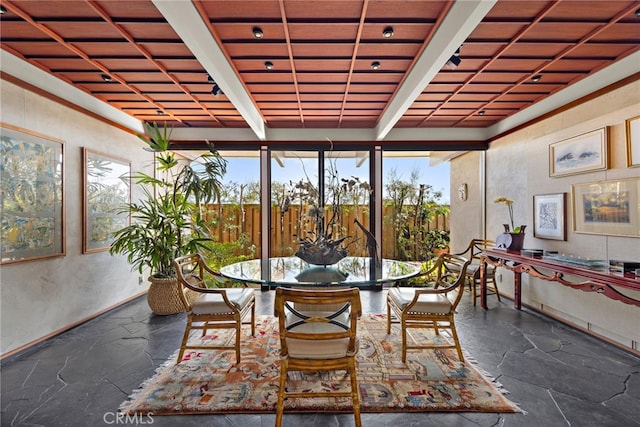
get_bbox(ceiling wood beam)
[375,0,497,141]
[153,0,266,140]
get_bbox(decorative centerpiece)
[280,150,373,267]
[494,196,526,251]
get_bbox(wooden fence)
[203,204,449,260]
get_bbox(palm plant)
[110,122,227,278]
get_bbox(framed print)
[572,178,640,237]
[1,123,65,264]
[82,148,131,253]
[626,115,640,167]
[549,127,608,177]
[533,193,566,240]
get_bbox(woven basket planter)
[146,276,185,315]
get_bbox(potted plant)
[110,122,227,315]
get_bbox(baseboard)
[1,291,147,361]
[499,294,639,357]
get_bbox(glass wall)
[195,148,450,266]
[382,152,450,261]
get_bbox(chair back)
[433,253,471,309]
[455,239,495,263]
[173,253,225,310]
[274,287,362,359]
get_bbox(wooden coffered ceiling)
[1,0,639,146]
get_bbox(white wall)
[1,80,153,355]
[451,79,640,351]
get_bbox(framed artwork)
[626,115,640,167]
[533,193,567,241]
[1,123,65,264]
[549,127,608,177]
[82,148,131,253]
[572,178,640,237]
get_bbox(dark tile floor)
[2,289,639,427]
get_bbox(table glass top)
[219,256,421,287]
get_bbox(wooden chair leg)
[176,316,192,364]
[472,278,478,306]
[349,360,362,427]
[386,299,392,334]
[275,360,288,427]
[250,304,256,336]
[235,321,241,364]
[449,318,464,361]
[401,317,407,363]
[491,277,502,301]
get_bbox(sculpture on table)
[280,150,374,266]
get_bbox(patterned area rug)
[120,314,521,415]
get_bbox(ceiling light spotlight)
[100,73,112,82]
[635,7,640,17]
[478,110,486,116]
[382,26,394,38]
[370,61,381,70]
[207,74,215,83]
[156,110,163,115]
[264,61,274,70]
[252,26,264,38]
[444,46,462,70]
[1,5,7,15]
[531,74,542,83]
[212,84,223,96]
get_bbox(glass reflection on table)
[219,256,420,289]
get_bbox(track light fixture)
[1,5,7,15]
[264,61,274,70]
[252,26,264,38]
[444,47,462,70]
[531,74,542,83]
[635,7,640,17]
[101,73,112,82]
[382,26,394,38]
[207,74,215,83]
[371,61,381,70]
[212,84,223,96]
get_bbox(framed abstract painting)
[533,193,567,241]
[1,123,65,264]
[82,148,131,253]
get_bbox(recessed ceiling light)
[531,74,542,83]
[371,61,381,70]
[252,26,264,38]
[264,61,274,70]
[382,26,394,38]
[101,73,112,82]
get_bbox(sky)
[219,153,451,204]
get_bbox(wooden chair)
[173,253,255,364]
[387,253,470,362]
[452,238,501,305]
[274,287,362,427]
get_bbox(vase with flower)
[494,197,526,251]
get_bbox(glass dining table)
[219,256,421,290]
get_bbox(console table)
[479,249,640,310]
